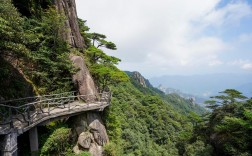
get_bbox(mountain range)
[150,73,252,98]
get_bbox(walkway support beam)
[1,129,18,156]
[29,127,39,156]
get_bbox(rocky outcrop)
[0,57,35,100]
[78,132,93,149]
[55,0,98,101]
[71,112,109,156]
[132,71,147,87]
[54,0,84,48]
[87,113,109,146]
[131,71,152,88]
[54,1,108,155]
[70,55,98,101]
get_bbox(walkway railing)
[0,92,111,132]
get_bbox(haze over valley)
[150,73,252,98]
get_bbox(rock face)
[54,1,108,155]
[71,112,109,156]
[131,71,152,88]
[70,55,98,101]
[87,113,109,146]
[0,57,35,100]
[55,0,98,101]
[54,0,84,48]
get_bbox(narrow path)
[0,92,111,135]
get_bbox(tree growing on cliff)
[0,0,31,59]
[24,7,74,94]
[78,19,128,92]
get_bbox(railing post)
[48,103,50,115]
[9,107,13,128]
[109,92,112,104]
[68,101,70,112]
[27,105,31,125]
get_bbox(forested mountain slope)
[1,0,251,156]
[126,71,207,115]
[103,72,208,155]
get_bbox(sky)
[75,0,252,78]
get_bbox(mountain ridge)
[150,73,252,97]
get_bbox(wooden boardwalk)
[0,92,111,135]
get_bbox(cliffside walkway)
[0,92,111,156]
[0,91,111,135]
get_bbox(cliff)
[54,0,108,155]
[54,0,84,48]
[54,0,99,101]
[126,71,152,88]
[1,0,108,154]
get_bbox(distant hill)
[126,71,207,115]
[125,71,153,88]
[157,85,207,107]
[150,73,252,98]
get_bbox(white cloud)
[239,33,252,42]
[201,1,252,27]
[209,60,223,66]
[146,36,228,68]
[75,0,252,76]
[228,59,252,70]
[229,59,248,65]
[242,63,252,70]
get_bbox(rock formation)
[132,71,147,87]
[54,1,108,155]
[54,0,84,48]
[70,55,98,101]
[131,71,152,88]
[71,112,109,156]
[55,0,98,101]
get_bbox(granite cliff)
[54,0,108,155]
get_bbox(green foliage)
[78,19,128,92]
[192,89,252,156]
[104,82,197,155]
[22,7,74,94]
[163,93,207,115]
[77,152,91,156]
[91,64,129,92]
[184,140,213,156]
[89,32,117,50]
[40,127,71,156]
[65,151,91,156]
[126,72,206,115]
[12,0,52,17]
[78,19,91,48]
[0,57,34,99]
[0,1,74,95]
[85,46,121,65]
[4,2,249,156]
[104,142,122,156]
[0,0,31,58]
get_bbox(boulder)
[73,145,81,155]
[78,132,93,149]
[70,55,98,102]
[72,113,109,156]
[87,113,109,146]
[89,143,103,156]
